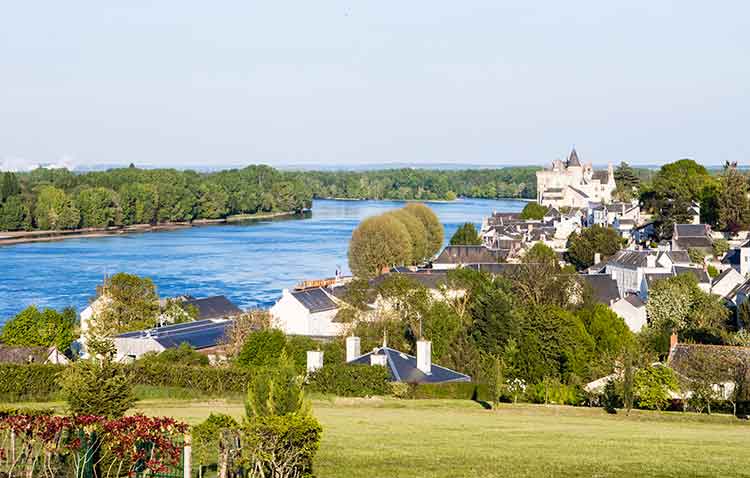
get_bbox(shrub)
[409,382,490,401]
[0,406,54,418]
[127,362,253,395]
[60,339,136,418]
[525,379,584,406]
[306,364,391,397]
[241,413,322,478]
[706,264,719,278]
[237,329,287,368]
[193,413,240,472]
[713,239,730,258]
[601,379,621,414]
[246,352,307,419]
[688,248,706,264]
[634,365,679,411]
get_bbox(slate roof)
[434,246,504,265]
[591,170,610,182]
[644,272,673,288]
[673,266,710,284]
[567,148,581,167]
[624,294,645,308]
[580,274,621,304]
[723,249,741,265]
[660,250,691,265]
[117,319,233,350]
[675,224,709,238]
[183,296,242,320]
[608,250,652,269]
[674,237,713,249]
[0,345,50,364]
[669,343,750,382]
[348,346,471,384]
[465,263,525,275]
[291,288,338,313]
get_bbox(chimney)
[646,254,657,269]
[417,339,432,375]
[669,332,678,351]
[594,252,601,265]
[306,350,324,374]
[346,336,361,362]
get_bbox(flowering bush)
[0,413,188,478]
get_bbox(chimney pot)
[594,253,601,265]
[346,336,361,362]
[306,350,324,374]
[417,340,432,375]
[670,332,678,350]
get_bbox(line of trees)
[0,165,540,232]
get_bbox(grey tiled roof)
[118,319,234,350]
[434,246,505,265]
[675,224,709,237]
[673,266,710,284]
[183,296,243,320]
[348,346,471,384]
[291,288,338,313]
[580,274,620,304]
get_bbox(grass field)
[7,398,750,477]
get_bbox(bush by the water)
[306,364,391,397]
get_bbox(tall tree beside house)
[403,203,444,259]
[519,202,547,220]
[0,305,77,351]
[647,159,718,237]
[34,185,80,230]
[90,272,160,336]
[348,214,413,278]
[613,162,641,201]
[386,209,429,264]
[718,161,750,232]
[0,196,32,231]
[565,225,622,270]
[449,222,482,246]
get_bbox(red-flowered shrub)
[0,413,188,477]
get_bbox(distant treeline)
[0,165,540,231]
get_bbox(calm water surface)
[0,198,524,323]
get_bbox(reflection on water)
[0,198,524,323]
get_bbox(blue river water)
[0,198,524,323]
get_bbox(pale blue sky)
[1,1,748,170]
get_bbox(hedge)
[0,364,64,401]
[127,362,254,395]
[409,382,490,401]
[306,364,391,397]
[0,363,255,402]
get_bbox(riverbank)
[0,210,305,247]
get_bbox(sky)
[1,1,748,170]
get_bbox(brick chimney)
[670,332,678,351]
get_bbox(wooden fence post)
[183,433,192,478]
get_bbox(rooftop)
[348,346,471,384]
[291,288,338,313]
[183,295,243,320]
[117,318,233,350]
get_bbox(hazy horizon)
[2,2,748,171]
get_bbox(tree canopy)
[519,202,547,220]
[0,305,77,351]
[91,272,160,336]
[449,222,482,245]
[566,225,622,270]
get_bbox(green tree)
[193,413,239,474]
[91,272,160,336]
[718,161,750,232]
[645,274,696,332]
[348,214,412,278]
[197,182,230,219]
[0,196,32,231]
[613,162,640,200]
[577,304,632,360]
[60,337,136,418]
[387,209,429,264]
[403,203,444,259]
[245,351,308,419]
[75,187,122,228]
[649,159,716,236]
[519,202,547,220]
[34,185,80,230]
[0,172,21,203]
[566,225,622,270]
[449,222,482,245]
[120,183,158,225]
[0,305,77,351]
[237,329,288,368]
[712,239,730,258]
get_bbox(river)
[0,198,525,323]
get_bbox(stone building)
[536,148,616,208]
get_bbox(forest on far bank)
[0,165,539,231]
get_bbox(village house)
[671,223,713,253]
[0,344,69,365]
[270,284,348,338]
[536,148,616,208]
[305,335,470,384]
[433,245,509,269]
[722,239,750,277]
[110,318,236,363]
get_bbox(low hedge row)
[0,363,256,402]
[410,382,490,401]
[306,364,391,397]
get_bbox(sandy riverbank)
[0,210,304,247]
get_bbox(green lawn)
[7,398,750,477]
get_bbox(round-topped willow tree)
[403,203,444,259]
[348,213,413,278]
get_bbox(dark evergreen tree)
[718,161,750,232]
[449,222,482,245]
